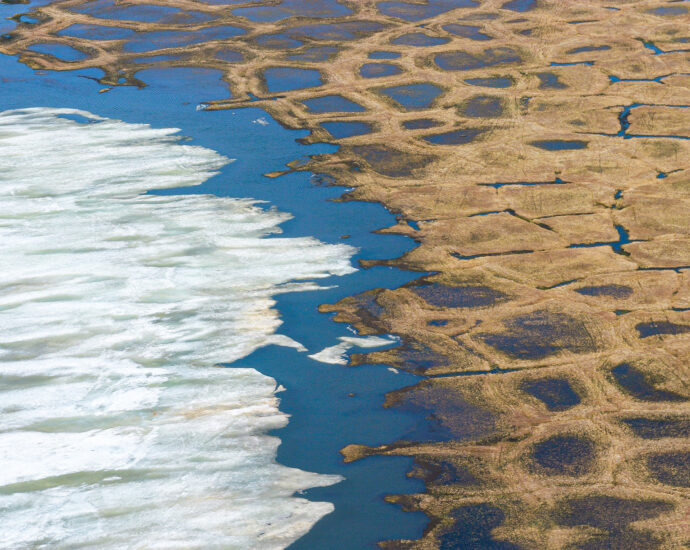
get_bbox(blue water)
[574,102,690,141]
[378,83,444,110]
[321,120,372,139]
[567,45,610,54]
[390,32,448,47]
[462,95,504,117]
[609,74,671,83]
[58,23,136,40]
[442,23,492,41]
[264,67,323,92]
[26,42,89,61]
[465,76,513,88]
[642,40,665,54]
[537,72,567,89]
[550,61,594,66]
[256,32,304,49]
[501,0,536,12]
[423,128,484,145]
[402,118,443,130]
[0,0,54,35]
[368,50,401,59]
[568,224,633,254]
[360,62,403,79]
[289,45,338,61]
[0,47,428,549]
[122,25,245,53]
[377,0,477,21]
[71,0,215,24]
[530,139,588,150]
[233,0,353,21]
[648,6,687,17]
[302,94,366,113]
[15,13,40,24]
[287,21,385,41]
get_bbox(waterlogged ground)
[2,0,689,548]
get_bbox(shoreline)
[2,0,689,547]
[0,52,432,547]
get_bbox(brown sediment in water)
[3,0,689,547]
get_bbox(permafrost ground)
[2,0,689,548]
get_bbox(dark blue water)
[568,224,632,254]
[480,178,565,189]
[461,95,504,117]
[537,72,567,89]
[567,45,610,54]
[442,23,492,41]
[13,13,40,24]
[611,363,686,402]
[611,103,690,140]
[520,378,581,411]
[286,21,385,41]
[264,66,323,92]
[390,32,449,47]
[71,0,215,23]
[465,76,513,88]
[423,127,484,145]
[302,94,366,113]
[402,118,443,130]
[501,0,536,12]
[530,139,588,150]
[550,61,594,66]
[232,0,352,22]
[609,74,671,83]
[289,45,337,61]
[57,23,135,40]
[360,62,403,79]
[1,0,54,36]
[378,83,444,110]
[321,120,372,138]
[132,53,182,64]
[0,51,429,548]
[368,50,401,59]
[377,0,477,21]
[642,40,665,54]
[648,6,687,17]
[122,25,245,53]
[256,32,304,49]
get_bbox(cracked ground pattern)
[2,0,689,547]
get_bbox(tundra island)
[4,0,688,548]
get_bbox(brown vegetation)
[3,0,688,547]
